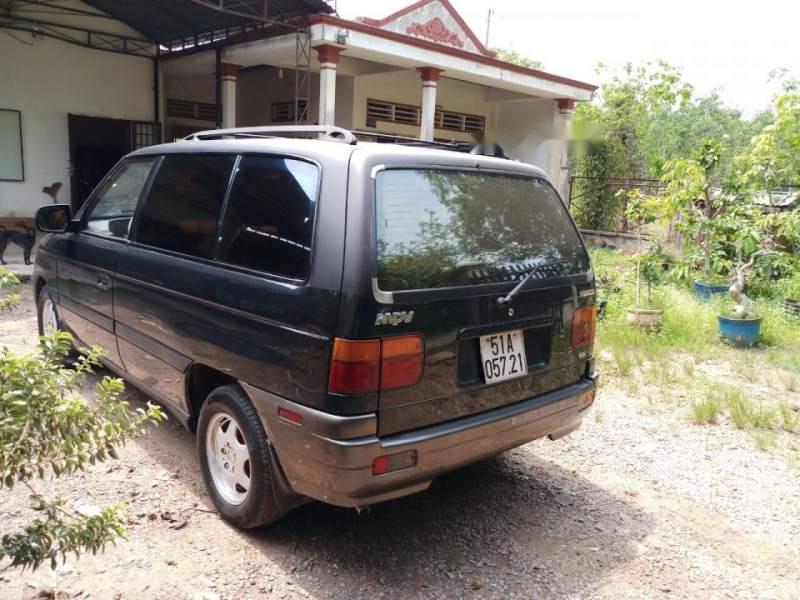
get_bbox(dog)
[0,223,36,265]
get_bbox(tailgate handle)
[458,314,554,340]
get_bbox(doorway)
[68,115,160,211]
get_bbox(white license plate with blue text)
[479,330,528,384]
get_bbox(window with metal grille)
[131,122,160,150]
[435,109,485,133]
[366,99,484,134]
[271,100,309,123]
[167,98,218,122]
[367,99,421,127]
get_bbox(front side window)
[135,154,235,259]
[84,158,156,238]
[376,169,590,291]
[218,155,318,279]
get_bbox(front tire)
[197,384,285,528]
[36,285,79,364]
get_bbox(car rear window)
[375,169,589,291]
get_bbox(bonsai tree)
[622,189,661,307]
[0,269,165,571]
[729,250,768,318]
[639,239,669,306]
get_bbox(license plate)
[479,330,528,384]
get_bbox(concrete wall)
[0,2,153,217]
[493,98,568,191]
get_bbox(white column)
[556,99,576,198]
[418,67,443,142]
[315,45,342,127]
[221,63,240,129]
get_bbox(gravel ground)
[1,286,799,599]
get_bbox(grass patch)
[779,403,799,433]
[780,372,798,392]
[592,250,800,369]
[691,394,721,425]
[751,431,777,451]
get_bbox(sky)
[333,0,798,117]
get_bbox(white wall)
[493,98,569,191]
[0,5,153,217]
[352,70,493,143]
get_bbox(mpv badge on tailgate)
[375,311,415,326]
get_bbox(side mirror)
[36,204,72,233]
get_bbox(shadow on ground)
[125,378,651,598]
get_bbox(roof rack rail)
[184,125,358,145]
[352,130,473,152]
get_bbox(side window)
[84,159,156,238]
[218,156,319,279]
[135,154,235,259]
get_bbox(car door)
[113,153,236,414]
[113,151,342,417]
[52,157,158,366]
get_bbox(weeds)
[779,403,799,433]
[780,372,798,392]
[691,394,721,425]
[751,431,777,451]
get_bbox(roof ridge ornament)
[406,17,464,48]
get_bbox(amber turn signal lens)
[571,305,597,348]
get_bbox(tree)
[661,139,725,279]
[492,47,543,70]
[738,93,800,205]
[0,271,165,571]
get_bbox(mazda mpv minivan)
[34,126,598,528]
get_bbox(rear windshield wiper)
[496,259,571,306]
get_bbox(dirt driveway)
[1,287,798,599]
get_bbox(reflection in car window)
[376,169,589,291]
[218,156,318,279]
[136,154,235,259]
[84,159,156,238]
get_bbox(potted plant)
[623,191,664,328]
[718,250,767,347]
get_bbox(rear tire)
[197,384,285,528]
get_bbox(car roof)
[128,137,548,179]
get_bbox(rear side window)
[84,159,156,238]
[135,154,235,259]
[376,169,589,291]
[217,155,318,279]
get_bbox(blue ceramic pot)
[693,281,729,301]
[718,316,761,348]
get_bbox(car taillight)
[328,338,381,394]
[380,335,424,391]
[328,335,424,394]
[571,305,597,348]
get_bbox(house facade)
[0,0,595,222]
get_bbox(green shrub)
[0,270,165,571]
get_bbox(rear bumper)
[244,376,597,508]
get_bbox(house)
[0,0,596,223]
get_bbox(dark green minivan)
[34,126,597,528]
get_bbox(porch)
[160,10,594,194]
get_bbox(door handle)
[96,274,111,290]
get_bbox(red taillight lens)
[328,335,424,394]
[380,335,424,391]
[571,305,597,348]
[328,338,381,394]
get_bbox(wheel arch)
[184,363,238,432]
